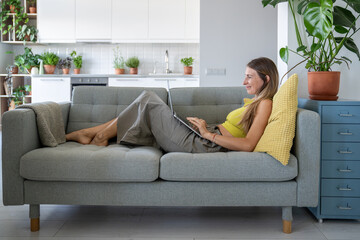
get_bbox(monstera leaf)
[334,6,356,30]
[262,0,288,7]
[304,0,333,40]
[344,0,360,13]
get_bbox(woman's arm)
[187,99,272,152]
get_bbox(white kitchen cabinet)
[38,0,76,43]
[149,0,186,40]
[108,78,147,87]
[109,77,199,89]
[185,0,200,40]
[32,77,71,103]
[112,0,148,41]
[76,0,111,40]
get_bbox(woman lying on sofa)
[66,57,279,153]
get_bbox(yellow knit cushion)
[254,74,298,166]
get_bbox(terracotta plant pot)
[62,68,70,74]
[74,68,81,74]
[29,7,36,13]
[10,5,16,13]
[10,66,18,74]
[129,68,138,74]
[115,68,125,74]
[184,66,193,75]
[43,65,56,74]
[308,71,340,100]
[24,35,30,41]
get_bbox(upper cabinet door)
[149,0,186,40]
[112,0,148,41]
[185,0,200,41]
[76,0,111,40]
[38,0,76,43]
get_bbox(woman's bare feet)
[90,132,109,146]
[66,129,95,144]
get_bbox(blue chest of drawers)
[298,98,360,222]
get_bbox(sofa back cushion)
[67,86,168,133]
[170,87,252,124]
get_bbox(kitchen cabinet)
[298,98,360,222]
[112,0,148,41]
[149,0,186,40]
[76,0,111,41]
[185,0,200,40]
[32,77,71,103]
[109,77,199,89]
[38,0,76,43]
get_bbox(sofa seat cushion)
[160,152,298,181]
[20,142,162,182]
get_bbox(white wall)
[287,3,360,100]
[200,0,278,87]
[12,43,199,75]
[0,43,13,73]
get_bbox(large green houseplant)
[263,0,360,100]
[14,47,41,73]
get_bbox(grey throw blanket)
[16,101,66,147]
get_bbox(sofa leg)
[282,220,292,234]
[29,204,40,232]
[31,218,40,232]
[281,206,292,234]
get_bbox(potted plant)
[180,57,194,75]
[263,0,360,100]
[58,57,72,74]
[125,56,140,74]
[40,52,59,74]
[10,85,26,109]
[14,47,41,73]
[28,0,36,13]
[16,24,38,43]
[71,51,82,74]
[0,0,28,40]
[113,46,125,74]
[24,84,32,95]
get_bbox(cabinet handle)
[40,79,64,81]
[337,206,352,210]
[338,150,353,154]
[338,132,353,136]
[339,113,353,117]
[337,186,352,191]
[337,168,352,173]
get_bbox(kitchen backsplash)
[12,43,199,75]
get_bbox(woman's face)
[243,67,265,96]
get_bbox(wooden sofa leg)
[31,218,40,232]
[282,220,292,234]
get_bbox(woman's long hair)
[239,57,279,133]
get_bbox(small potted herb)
[180,57,194,75]
[24,84,32,95]
[16,24,38,43]
[28,0,36,13]
[125,56,140,74]
[58,57,72,74]
[40,52,59,74]
[71,51,82,74]
[113,46,125,74]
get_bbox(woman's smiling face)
[243,67,265,96]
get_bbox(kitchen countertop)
[31,74,199,78]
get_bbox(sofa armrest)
[293,108,321,207]
[1,101,71,205]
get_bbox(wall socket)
[205,68,226,76]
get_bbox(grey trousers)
[116,90,227,153]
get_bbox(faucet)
[165,50,172,74]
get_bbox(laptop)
[167,80,203,138]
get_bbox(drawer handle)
[337,206,352,210]
[338,132,353,136]
[337,168,352,173]
[338,150,353,154]
[337,187,352,191]
[339,113,353,117]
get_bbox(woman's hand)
[186,117,212,139]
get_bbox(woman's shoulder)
[256,98,272,114]
[259,98,272,107]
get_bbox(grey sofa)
[2,86,320,234]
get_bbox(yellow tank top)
[221,98,254,138]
